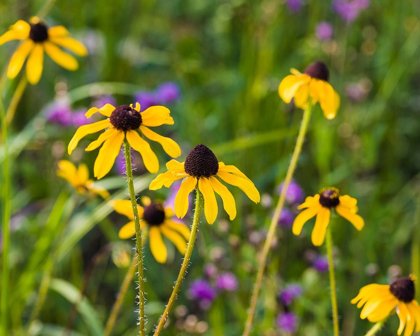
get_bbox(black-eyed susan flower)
[278,61,340,120]
[149,144,260,224]
[292,187,364,246]
[0,17,87,85]
[56,160,109,199]
[67,103,181,179]
[352,276,420,336]
[113,196,191,263]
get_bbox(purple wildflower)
[216,273,238,292]
[204,264,218,278]
[277,312,298,333]
[93,95,116,108]
[278,180,305,205]
[316,22,333,40]
[156,82,181,104]
[278,208,295,227]
[286,0,303,12]
[333,0,370,22]
[46,102,72,127]
[189,279,217,310]
[72,109,91,127]
[313,256,329,272]
[134,91,159,111]
[280,284,303,306]
[345,83,368,102]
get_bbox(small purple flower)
[333,0,370,22]
[116,153,126,175]
[316,22,333,40]
[280,285,303,306]
[93,95,116,108]
[278,180,305,205]
[216,273,238,292]
[286,0,303,12]
[189,279,217,310]
[278,208,295,227]
[277,312,298,333]
[46,102,72,127]
[345,83,368,102]
[72,109,91,127]
[204,263,218,278]
[313,256,329,272]
[156,82,181,104]
[134,91,159,111]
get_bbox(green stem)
[364,316,389,336]
[123,140,145,336]
[243,103,313,336]
[154,190,204,335]
[326,226,340,336]
[412,191,420,300]
[5,77,27,126]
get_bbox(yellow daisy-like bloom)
[149,144,260,224]
[68,103,181,179]
[352,276,420,336]
[113,196,191,264]
[56,160,109,199]
[278,61,340,120]
[292,187,364,246]
[0,17,87,85]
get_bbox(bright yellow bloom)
[56,160,109,199]
[149,144,260,224]
[68,103,181,180]
[0,17,87,85]
[278,61,340,120]
[113,196,191,264]
[292,187,364,246]
[352,276,420,336]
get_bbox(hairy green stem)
[243,103,313,335]
[154,190,204,335]
[364,316,389,336]
[326,226,340,336]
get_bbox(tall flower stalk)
[326,226,339,336]
[364,316,390,336]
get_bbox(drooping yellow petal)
[149,171,186,190]
[217,171,260,203]
[7,40,34,79]
[310,80,340,120]
[403,304,415,336]
[94,131,125,179]
[397,303,409,335]
[85,128,117,151]
[0,30,24,45]
[198,178,218,224]
[126,130,159,173]
[160,226,187,254]
[68,119,111,154]
[336,204,364,231]
[85,104,115,118]
[26,44,44,85]
[360,299,382,320]
[57,160,77,185]
[367,298,397,322]
[209,176,236,220]
[409,301,420,332]
[297,195,320,210]
[218,163,251,181]
[292,205,320,236]
[278,74,310,103]
[44,41,78,71]
[113,200,144,220]
[0,20,30,45]
[86,181,110,199]
[141,106,174,127]
[118,221,136,239]
[77,163,89,184]
[339,195,358,209]
[174,176,197,218]
[49,36,87,56]
[293,83,310,110]
[166,159,185,171]
[140,126,181,158]
[47,26,70,37]
[149,227,167,263]
[164,220,190,240]
[311,207,331,246]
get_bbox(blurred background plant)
[1,0,420,335]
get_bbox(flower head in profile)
[56,160,109,199]
[352,276,420,335]
[278,61,340,119]
[292,187,364,246]
[0,17,87,84]
[68,103,181,179]
[113,196,190,263]
[149,144,260,224]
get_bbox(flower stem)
[5,77,27,126]
[154,189,204,335]
[364,316,389,336]
[326,226,340,336]
[104,253,139,336]
[412,191,420,300]
[123,140,146,336]
[244,103,313,335]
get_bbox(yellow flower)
[68,103,181,179]
[56,160,109,199]
[278,61,340,120]
[292,187,364,246]
[113,196,191,264]
[352,276,420,336]
[149,144,260,224]
[0,17,87,85]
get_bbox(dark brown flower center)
[143,202,166,226]
[319,187,340,208]
[390,277,415,303]
[109,105,142,131]
[29,23,49,42]
[304,61,329,82]
[184,144,219,178]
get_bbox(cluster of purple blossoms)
[276,285,302,333]
[277,180,305,228]
[286,0,303,13]
[333,0,370,22]
[316,22,333,40]
[277,312,298,333]
[216,272,238,292]
[313,256,329,272]
[46,102,90,127]
[134,82,181,111]
[280,284,303,306]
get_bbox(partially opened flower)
[352,276,420,335]
[149,144,260,224]
[292,187,364,246]
[278,61,340,119]
[113,196,190,263]
[68,103,181,179]
[0,17,87,84]
[57,160,109,199]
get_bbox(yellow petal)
[94,130,124,179]
[113,200,143,220]
[398,303,409,335]
[141,196,151,206]
[164,219,190,240]
[292,205,320,236]
[0,20,30,45]
[140,126,181,158]
[198,178,218,224]
[77,163,89,184]
[26,44,44,85]
[336,204,364,231]
[297,195,320,210]
[404,304,415,336]
[132,102,140,112]
[149,171,186,190]
[310,80,340,120]
[118,221,136,239]
[360,299,382,320]
[408,301,420,332]
[311,207,331,246]
[49,36,87,56]
[278,74,310,103]
[339,195,357,208]
[47,26,70,37]
[367,298,397,322]
[160,225,187,254]
[293,83,309,110]
[68,119,111,154]
[167,159,185,171]
[7,40,34,79]
[44,41,78,71]
[209,176,236,220]
[57,160,77,185]
[174,176,197,218]
[126,130,159,173]
[218,163,251,181]
[217,171,260,203]
[141,106,174,127]
[85,104,115,118]
[85,128,117,151]
[149,227,167,263]
[87,181,110,199]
